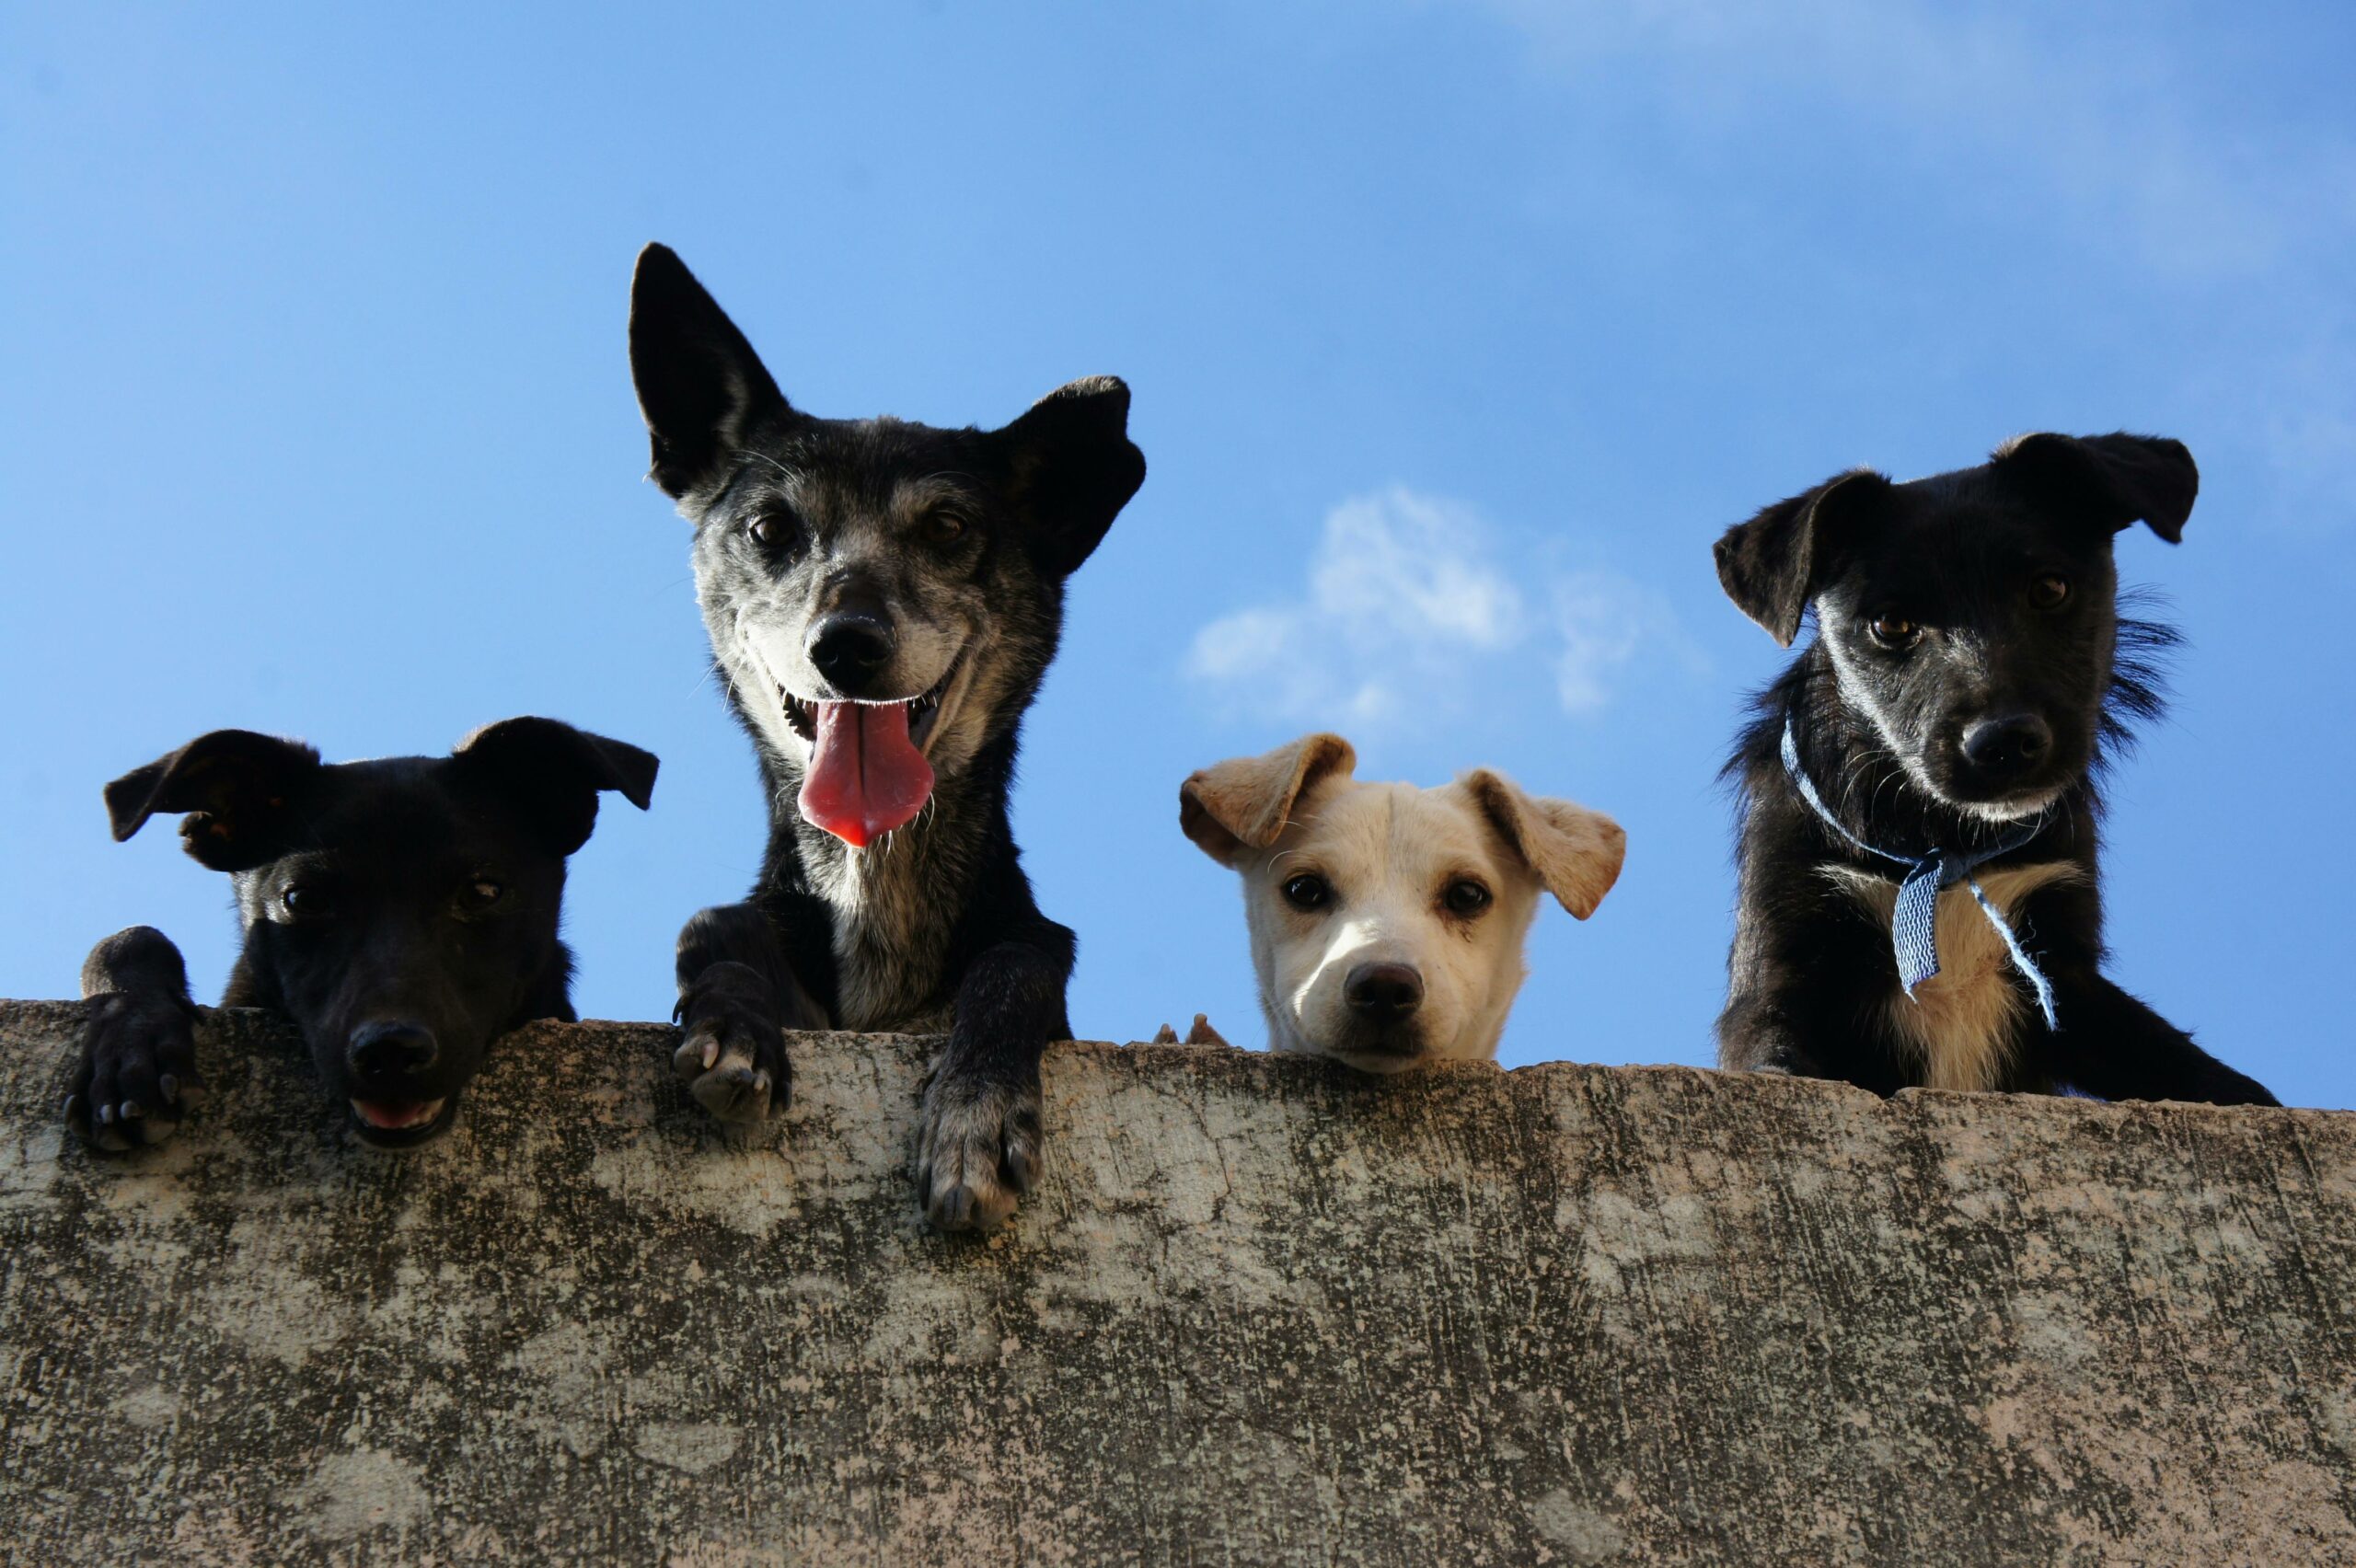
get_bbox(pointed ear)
[1461,768,1625,919]
[453,718,659,856]
[1993,432,2197,543]
[997,375,1147,578]
[629,243,793,501]
[1714,468,1892,646]
[1179,732,1357,867]
[103,731,323,872]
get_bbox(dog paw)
[65,991,206,1151]
[916,1074,1042,1233]
[672,961,791,1123]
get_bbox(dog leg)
[917,924,1074,1232]
[673,904,824,1123]
[67,927,206,1151]
[2044,974,2280,1106]
[1715,995,1833,1080]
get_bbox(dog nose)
[347,1021,438,1079]
[1345,963,1425,1020]
[808,613,895,693]
[1961,714,2053,781]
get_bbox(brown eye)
[1443,879,1492,917]
[923,512,967,547]
[745,511,793,550]
[282,885,327,917]
[1868,613,1920,649]
[457,878,504,914]
[2029,574,2070,609]
[1281,873,1332,912]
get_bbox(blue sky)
[4,2,2351,1104]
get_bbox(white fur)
[1822,860,2085,1090]
[1237,778,1542,1074]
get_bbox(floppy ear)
[1461,768,1625,919]
[1713,468,1892,647]
[1179,732,1357,868]
[997,375,1147,578]
[629,243,795,501]
[1992,432,2197,543]
[453,717,660,856]
[103,731,323,872]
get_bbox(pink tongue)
[798,701,936,847]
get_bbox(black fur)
[629,243,1144,1231]
[69,719,657,1149]
[1714,432,2276,1105]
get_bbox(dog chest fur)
[1819,859,2085,1091]
[811,840,960,1033]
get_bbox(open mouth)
[779,652,961,755]
[347,1095,456,1147]
[781,653,967,848]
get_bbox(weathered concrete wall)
[1,999,2351,1564]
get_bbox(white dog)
[1180,733,1625,1073]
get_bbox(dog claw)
[916,1076,1042,1233]
[159,1074,179,1105]
[686,1046,779,1124]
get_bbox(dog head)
[1182,734,1624,1073]
[104,719,657,1147]
[628,243,1146,848]
[1715,432,2195,822]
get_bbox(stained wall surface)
[1,999,2351,1564]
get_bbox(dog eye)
[922,512,968,547]
[457,878,504,913]
[1280,873,1332,912]
[1868,613,1921,649]
[281,885,329,917]
[2029,574,2071,609]
[1443,879,1493,917]
[745,511,796,550]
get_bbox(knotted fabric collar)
[1779,717,2060,1030]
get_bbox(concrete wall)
[1,998,2351,1564]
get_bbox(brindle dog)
[629,243,1146,1230]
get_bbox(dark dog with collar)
[628,244,1145,1231]
[68,719,657,1148]
[1713,432,2275,1104]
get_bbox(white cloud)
[1187,487,1686,730]
[1551,571,1660,718]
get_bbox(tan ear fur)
[1461,768,1626,919]
[1179,732,1357,867]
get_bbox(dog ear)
[1714,469,1892,647]
[1461,769,1626,919]
[453,718,660,856]
[1179,732,1357,867]
[1993,432,2197,543]
[103,731,323,872]
[998,376,1148,578]
[629,243,795,501]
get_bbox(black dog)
[69,719,658,1149]
[628,244,1145,1231]
[1713,432,2275,1105]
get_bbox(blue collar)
[1779,718,2060,1031]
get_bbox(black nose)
[347,1021,438,1079]
[1960,713,2053,782]
[808,613,895,693]
[1345,963,1425,1020]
